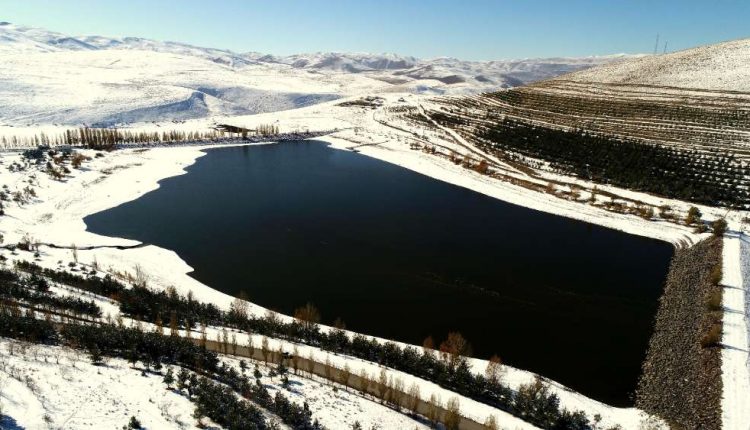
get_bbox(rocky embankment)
[636,237,723,429]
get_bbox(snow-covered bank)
[0,144,284,316]
[320,134,695,246]
[721,232,749,430]
[0,95,733,429]
[0,139,673,429]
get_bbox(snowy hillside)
[0,21,252,66]
[424,35,750,172]
[0,22,631,127]
[561,37,750,91]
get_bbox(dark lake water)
[85,141,673,406]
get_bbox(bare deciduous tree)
[359,368,370,395]
[340,363,351,390]
[133,264,148,288]
[200,323,207,348]
[407,383,420,415]
[154,314,164,336]
[293,303,321,331]
[485,354,503,384]
[445,397,461,430]
[221,328,230,354]
[484,414,499,430]
[377,368,388,402]
[391,377,405,410]
[422,335,435,357]
[230,293,250,320]
[246,336,254,358]
[306,350,315,376]
[439,332,472,369]
[324,355,333,383]
[168,311,178,337]
[291,346,299,374]
[261,336,270,363]
[427,393,440,425]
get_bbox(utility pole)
[653,33,660,55]
[663,41,668,54]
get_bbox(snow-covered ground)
[0,334,436,430]
[561,37,750,91]
[0,136,685,430]
[1,85,746,429]
[721,232,750,430]
[1,22,749,430]
[0,22,632,127]
[0,339,207,430]
[225,355,432,430]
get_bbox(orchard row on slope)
[412,86,750,208]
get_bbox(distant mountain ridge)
[0,21,636,126]
[0,21,632,79]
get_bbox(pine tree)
[163,367,175,389]
[88,344,103,365]
[177,368,190,391]
[277,355,288,376]
[126,416,142,430]
[127,345,138,368]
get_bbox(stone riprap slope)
[636,238,723,429]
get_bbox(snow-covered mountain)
[246,50,633,87]
[559,37,750,91]
[246,51,421,72]
[246,49,632,73]
[0,22,633,126]
[0,21,252,66]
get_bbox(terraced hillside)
[411,39,750,209]
[424,83,750,155]
[479,81,750,158]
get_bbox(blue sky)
[2,0,749,60]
